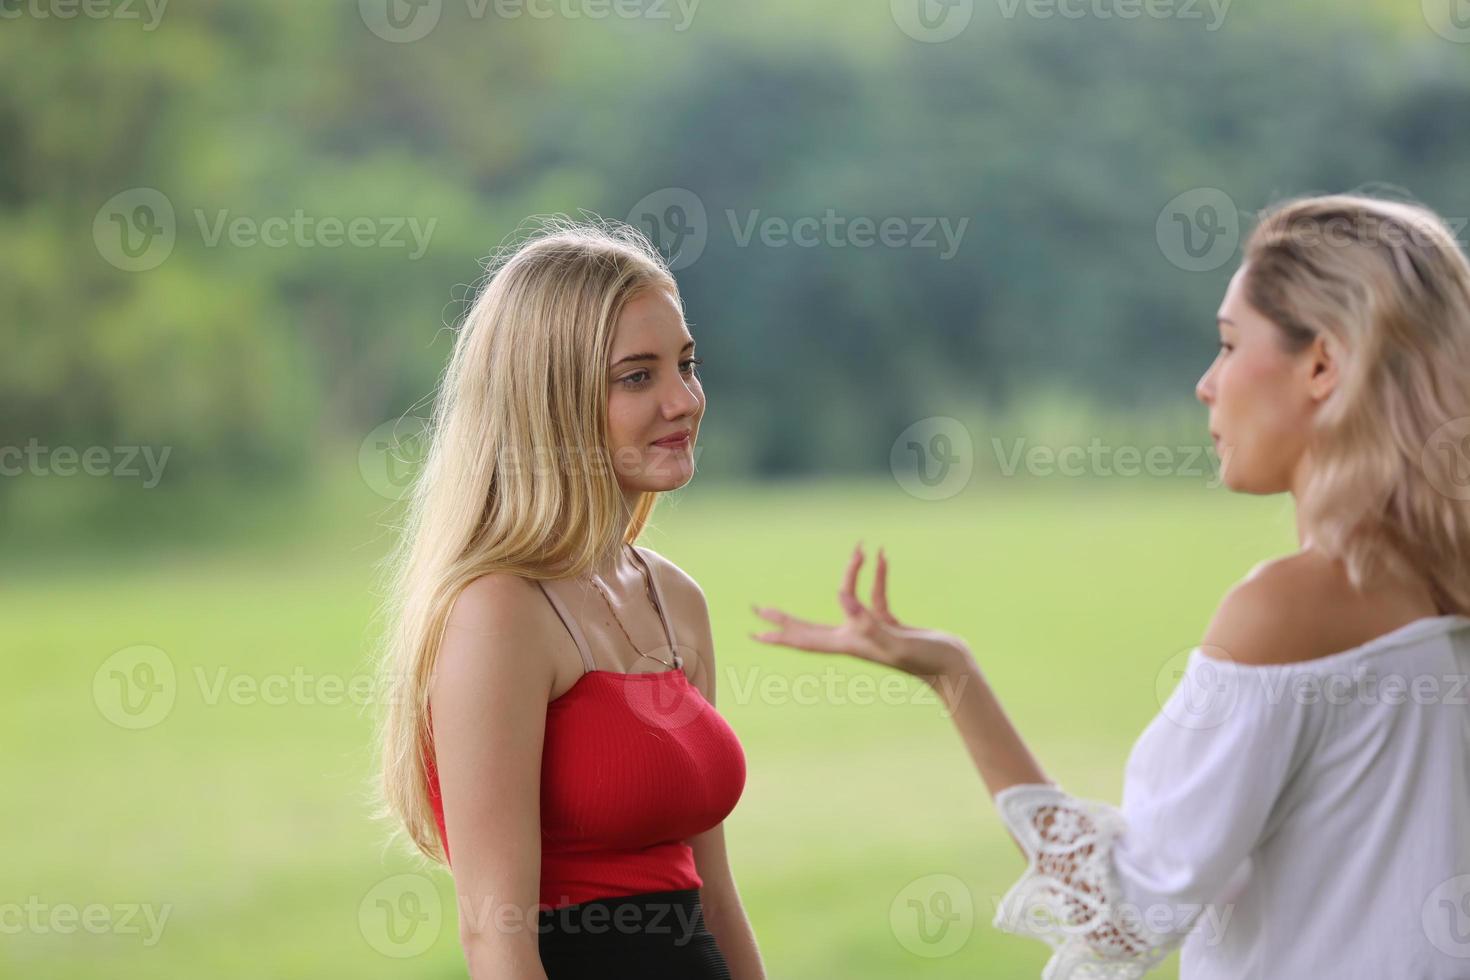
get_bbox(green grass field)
[2,466,1297,978]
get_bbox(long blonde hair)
[1242,193,1470,615]
[374,217,678,863]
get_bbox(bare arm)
[752,545,1051,854]
[431,574,555,980]
[655,555,766,980]
[926,657,1050,799]
[690,822,765,980]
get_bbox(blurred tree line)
[2,0,1467,509]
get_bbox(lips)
[651,429,692,448]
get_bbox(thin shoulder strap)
[535,580,597,674]
[629,545,678,654]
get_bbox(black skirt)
[537,888,731,979]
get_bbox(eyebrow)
[1216,316,1235,326]
[610,340,695,368]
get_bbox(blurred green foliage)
[5,0,1467,521]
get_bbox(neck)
[590,541,631,582]
[621,486,641,525]
[1289,452,1313,550]
[587,488,645,580]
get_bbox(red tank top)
[425,546,747,909]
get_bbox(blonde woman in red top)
[375,220,763,980]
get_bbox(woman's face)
[1195,263,1335,494]
[605,287,704,495]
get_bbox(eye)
[1217,341,1234,354]
[617,356,703,389]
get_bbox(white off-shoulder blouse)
[993,614,1470,979]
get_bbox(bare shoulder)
[432,572,559,696]
[445,572,549,633]
[1200,555,1322,665]
[635,547,718,693]
[635,546,710,622]
[1201,551,1437,666]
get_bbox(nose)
[1196,360,1216,406]
[663,372,703,420]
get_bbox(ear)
[1303,332,1339,402]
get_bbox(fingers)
[751,604,820,631]
[752,599,876,658]
[872,547,899,626]
[752,605,834,652]
[750,622,854,655]
[839,542,867,619]
[750,628,835,653]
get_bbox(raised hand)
[751,543,972,679]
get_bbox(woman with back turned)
[755,194,1470,978]
[376,220,764,979]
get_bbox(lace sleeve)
[992,783,1179,980]
[990,649,1318,977]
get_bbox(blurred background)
[4,0,1468,976]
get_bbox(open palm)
[751,544,971,678]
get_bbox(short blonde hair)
[1243,194,1470,614]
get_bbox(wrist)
[916,639,977,686]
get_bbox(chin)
[1219,466,1290,496]
[630,447,696,492]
